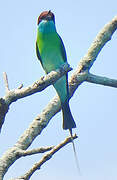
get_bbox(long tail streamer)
[69,129,81,175]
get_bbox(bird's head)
[37,10,55,25]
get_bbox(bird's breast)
[38,32,64,73]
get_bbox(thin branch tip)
[3,72,10,92]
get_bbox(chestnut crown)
[37,10,55,25]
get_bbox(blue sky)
[0,0,117,179]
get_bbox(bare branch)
[68,15,117,97]
[13,135,78,180]
[86,73,117,88]
[19,146,54,156]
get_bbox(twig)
[3,72,10,92]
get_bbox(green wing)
[36,42,44,68]
[58,34,67,63]
[57,34,69,100]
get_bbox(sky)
[0,0,117,179]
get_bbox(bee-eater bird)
[36,10,80,173]
[36,10,76,134]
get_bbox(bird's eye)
[41,15,46,20]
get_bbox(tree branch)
[86,73,117,87]
[3,63,72,105]
[19,146,54,156]
[12,135,77,180]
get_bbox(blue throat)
[38,20,56,33]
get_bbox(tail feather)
[69,129,81,175]
[62,101,76,130]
